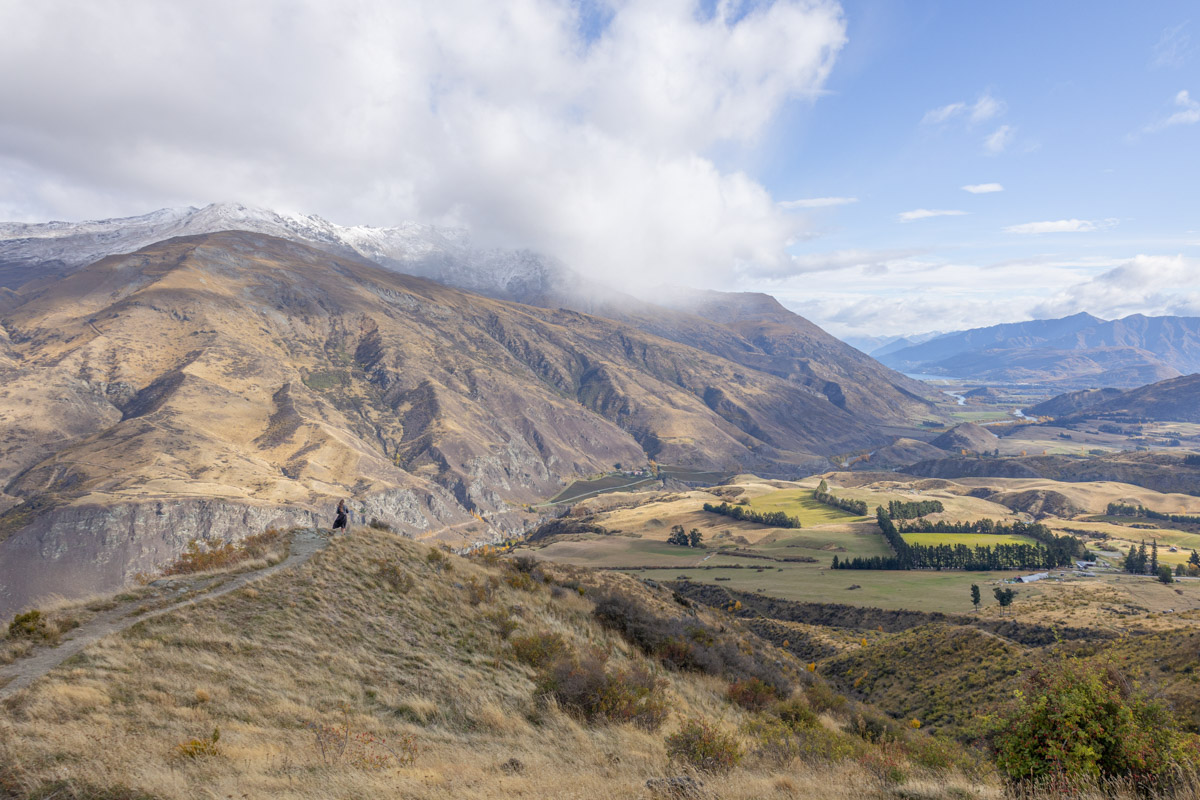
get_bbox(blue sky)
[735,1,1199,339]
[0,0,1195,340]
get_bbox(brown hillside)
[930,423,999,453]
[0,232,900,614]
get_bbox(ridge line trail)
[0,528,329,701]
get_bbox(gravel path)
[0,528,329,701]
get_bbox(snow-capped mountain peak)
[0,203,569,300]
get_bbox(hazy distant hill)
[907,451,1200,496]
[1029,373,1200,423]
[878,312,1200,388]
[0,232,916,614]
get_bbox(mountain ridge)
[878,312,1200,388]
[0,230,909,615]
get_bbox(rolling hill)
[1027,373,1200,423]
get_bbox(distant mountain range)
[1027,373,1200,423]
[873,312,1200,388]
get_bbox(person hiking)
[333,499,348,533]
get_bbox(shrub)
[804,681,848,715]
[368,518,392,531]
[465,575,500,606]
[484,609,519,639]
[504,571,538,592]
[774,695,818,731]
[509,631,569,669]
[536,649,668,730]
[993,658,1198,790]
[858,740,908,785]
[743,717,800,764]
[163,528,286,575]
[425,548,452,574]
[726,677,779,711]
[174,727,222,760]
[375,560,415,593]
[8,609,49,640]
[665,718,742,774]
[590,589,790,696]
[854,710,900,744]
[308,710,418,770]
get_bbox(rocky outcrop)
[0,499,315,617]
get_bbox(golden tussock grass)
[0,527,1002,800]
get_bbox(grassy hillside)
[1,527,1000,800]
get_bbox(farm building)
[1017,572,1050,583]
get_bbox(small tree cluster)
[813,481,869,516]
[667,525,703,547]
[992,587,1017,615]
[702,502,801,528]
[1123,539,1162,575]
[885,499,944,520]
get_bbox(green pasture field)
[900,533,1038,547]
[751,525,892,560]
[746,490,866,524]
[627,561,1048,614]
[527,515,1058,614]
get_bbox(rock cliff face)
[0,232,913,614]
[0,499,317,616]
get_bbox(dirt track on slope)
[0,528,329,701]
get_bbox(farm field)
[522,471,1200,626]
[900,533,1037,547]
[746,489,865,524]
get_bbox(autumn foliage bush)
[590,589,790,695]
[665,717,742,774]
[535,647,668,731]
[993,657,1200,792]
[508,631,570,669]
[726,677,779,711]
[164,528,286,575]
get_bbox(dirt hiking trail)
[0,528,329,701]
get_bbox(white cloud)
[921,92,1004,126]
[779,196,858,209]
[962,183,1004,194]
[984,125,1014,154]
[922,102,966,125]
[898,209,967,222]
[1152,22,1193,69]
[0,0,848,286]
[781,247,927,275]
[1004,218,1115,234]
[1142,89,1200,133]
[970,93,1004,123]
[1032,254,1200,319]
